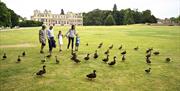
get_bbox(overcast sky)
[2,0,180,19]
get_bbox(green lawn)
[0,25,180,91]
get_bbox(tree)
[0,2,11,27]
[104,14,116,25]
[8,9,20,28]
[142,10,152,23]
[149,15,157,23]
[83,9,105,25]
[132,9,143,23]
[123,8,134,24]
[113,4,117,12]
[19,20,43,27]
[83,4,157,25]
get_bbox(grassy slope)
[0,25,180,91]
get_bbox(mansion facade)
[31,9,83,26]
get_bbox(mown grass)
[0,24,180,91]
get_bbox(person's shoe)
[40,51,44,54]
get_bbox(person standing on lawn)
[66,25,77,51]
[58,30,64,52]
[47,26,56,57]
[39,25,47,54]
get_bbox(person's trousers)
[48,37,56,52]
[67,37,74,49]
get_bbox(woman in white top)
[66,25,76,50]
[58,30,64,52]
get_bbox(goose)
[146,57,151,64]
[71,52,77,60]
[55,56,59,64]
[98,42,103,48]
[36,65,46,76]
[84,54,90,60]
[109,44,113,49]
[165,58,171,62]
[118,45,122,50]
[94,50,99,59]
[122,54,126,61]
[104,49,109,55]
[86,43,89,46]
[108,56,116,66]
[134,46,139,50]
[99,42,103,46]
[73,58,81,63]
[102,55,109,63]
[71,53,80,63]
[17,55,21,63]
[146,52,151,58]
[121,50,126,55]
[41,55,46,64]
[86,70,96,80]
[153,51,160,55]
[2,53,7,60]
[46,54,51,58]
[98,45,102,49]
[145,68,151,73]
[146,48,153,53]
[22,51,26,57]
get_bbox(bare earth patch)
[0,43,36,48]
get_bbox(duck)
[121,50,126,55]
[98,42,103,48]
[146,57,151,64]
[146,52,151,58]
[134,46,139,51]
[2,53,7,60]
[71,53,80,63]
[108,56,116,66]
[17,55,21,63]
[146,48,153,53]
[84,54,90,60]
[71,52,77,60]
[46,54,51,58]
[94,50,99,59]
[122,54,126,61]
[153,51,160,55]
[98,45,102,49]
[55,56,59,64]
[86,70,96,80]
[36,65,46,76]
[104,49,109,55]
[118,45,122,50]
[99,42,103,46]
[165,58,171,62]
[145,68,151,73]
[109,44,113,49]
[41,55,46,64]
[102,55,109,63]
[22,51,26,57]
[73,58,81,63]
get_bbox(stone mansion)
[31,9,83,26]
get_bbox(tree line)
[83,4,157,25]
[0,1,42,28]
[169,16,180,24]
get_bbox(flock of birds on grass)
[2,42,172,80]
